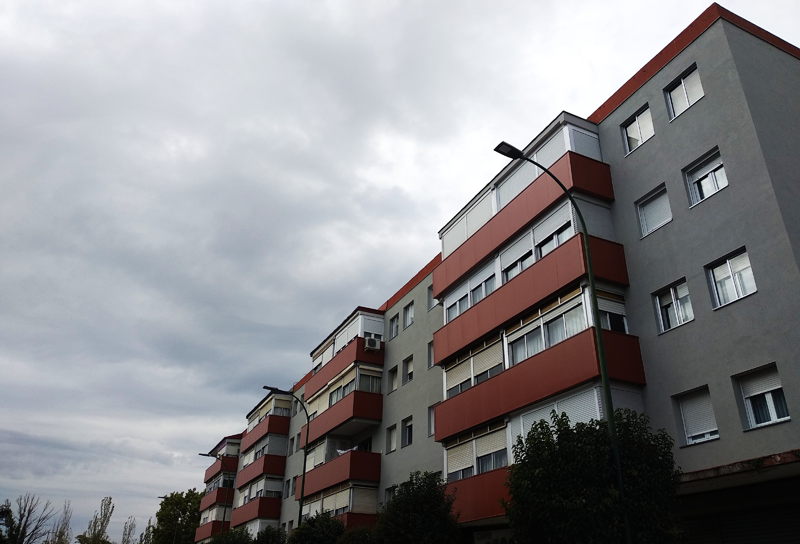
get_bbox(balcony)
[305,337,384,399]
[236,455,287,489]
[299,391,382,447]
[230,497,281,528]
[433,234,628,366]
[447,468,509,524]
[204,456,239,484]
[433,151,614,299]
[296,450,381,499]
[336,513,377,529]
[194,521,229,542]
[435,329,645,441]
[199,488,233,512]
[240,415,290,452]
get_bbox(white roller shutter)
[680,389,718,437]
[267,435,287,456]
[558,389,600,424]
[446,361,471,389]
[522,405,554,435]
[500,233,533,269]
[684,69,704,104]
[533,202,572,245]
[335,329,347,353]
[476,430,506,457]
[346,320,359,344]
[335,490,349,510]
[322,344,334,364]
[351,488,377,514]
[442,218,466,258]
[362,316,384,337]
[473,342,503,375]
[507,318,542,343]
[598,298,626,315]
[740,367,782,398]
[470,261,496,286]
[466,194,493,238]
[322,492,337,512]
[570,127,602,162]
[639,190,672,234]
[265,479,282,492]
[497,160,539,209]
[447,442,474,473]
[305,448,317,472]
[535,128,567,169]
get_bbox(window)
[428,405,436,436]
[292,399,298,416]
[329,386,343,407]
[401,417,413,447]
[503,250,534,283]
[389,314,399,339]
[386,425,397,453]
[474,363,503,384]
[678,387,719,444]
[667,67,704,118]
[358,374,381,393]
[740,367,790,428]
[536,223,572,259]
[637,187,672,236]
[291,476,297,495]
[623,107,654,153]
[600,310,627,333]
[284,480,290,499]
[427,341,434,369]
[509,305,585,366]
[427,285,436,310]
[477,449,508,474]
[402,357,413,384]
[388,367,398,392]
[343,379,355,397]
[709,251,757,307]
[446,294,469,323]
[447,378,471,399]
[385,486,396,502]
[655,281,694,332]
[470,275,496,305]
[447,466,473,483]
[403,302,414,328]
[687,152,728,205]
[295,433,301,453]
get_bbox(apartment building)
[196,5,800,542]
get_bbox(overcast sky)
[2,0,799,538]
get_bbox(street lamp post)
[494,141,631,543]
[198,453,235,536]
[263,385,311,528]
[157,496,180,544]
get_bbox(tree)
[120,518,136,544]
[285,513,344,544]
[252,527,285,544]
[334,526,377,544]
[137,519,154,544]
[207,529,251,544]
[375,471,459,544]
[76,497,114,544]
[0,494,56,544]
[44,502,72,544]
[152,490,202,544]
[503,409,682,544]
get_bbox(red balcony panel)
[295,451,381,499]
[204,456,239,484]
[433,151,614,300]
[230,497,282,527]
[199,488,234,512]
[433,235,628,366]
[299,391,383,447]
[236,455,287,489]
[194,521,228,542]
[435,329,645,441]
[447,468,509,524]
[305,337,385,399]
[240,415,290,452]
[337,513,377,529]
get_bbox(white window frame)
[686,151,728,206]
[386,425,397,453]
[708,250,757,308]
[389,314,399,339]
[536,222,572,259]
[637,186,672,237]
[739,367,790,429]
[388,367,398,393]
[678,388,719,445]
[401,416,413,448]
[402,356,413,384]
[655,280,694,332]
[403,302,414,328]
[427,285,436,310]
[428,405,436,436]
[667,66,704,119]
[427,341,434,369]
[622,106,654,154]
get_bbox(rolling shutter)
[473,342,503,375]
[598,297,626,315]
[740,367,781,398]
[335,329,347,353]
[500,233,533,269]
[680,389,718,437]
[442,217,466,258]
[639,190,672,234]
[570,128,602,161]
[476,430,506,457]
[466,194,493,238]
[446,361,471,389]
[534,128,567,169]
[522,404,554,435]
[447,442,473,473]
[558,389,600,424]
[351,488,377,514]
[265,479,282,492]
[497,160,539,209]
[533,202,572,245]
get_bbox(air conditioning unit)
[364,337,380,351]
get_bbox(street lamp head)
[198,452,217,458]
[263,385,290,395]
[494,141,526,160]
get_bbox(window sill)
[624,135,654,157]
[402,379,413,386]
[657,318,694,336]
[385,449,395,455]
[679,436,720,448]
[668,95,704,123]
[712,290,757,311]
[688,184,727,209]
[743,417,791,432]
[639,218,672,239]
[403,323,414,330]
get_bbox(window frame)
[654,280,694,333]
[401,416,413,448]
[386,425,397,454]
[402,356,413,384]
[666,65,704,120]
[708,250,757,308]
[389,314,399,339]
[686,151,728,206]
[636,186,672,237]
[427,341,434,369]
[622,106,655,154]
[428,405,436,436]
[678,387,719,445]
[403,302,414,329]
[738,366,790,429]
[427,285,437,310]
[477,449,508,475]
[388,367,398,393]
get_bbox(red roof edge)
[294,370,313,392]
[588,3,800,124]
[379,253,442,312]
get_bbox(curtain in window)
[546,317,566,346]
[730,253,756,296]
[675,283,694,322]
[563,306,585,338]
[525,327,544,358]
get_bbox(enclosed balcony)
[446,467,509,524]
[295,450,381,499]
[305,337,384,399]
[299,391,383,447]
[194,521,228,542]
[433,234,629,366]
[204,456,239,484]
[240,415,290,452]
[236,455,287,489]
[337,513,377,529]
[230,497,281,527]
[435,329,645,441]
[433,150,614,299]
[199,488,233,512]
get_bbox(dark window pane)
[772,388,789,419]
